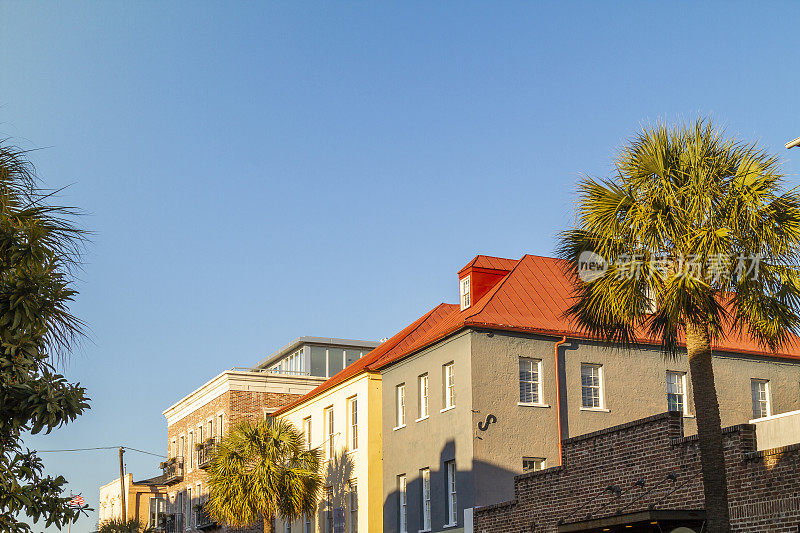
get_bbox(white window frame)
[149,497,165,529]
[666,371,688,415]
[348,396,358,451]
[580,363,605,410]
[417,373,429,421]
[398,474,407,533]
[522,457,546,472]
[395,384,406,429]
[304,513,312,533]
[751,378,771,419]
[324,487,333,533]
[460,276,471,310]
[188,431,194,471]
[445,460,457,526]
[442,363,455,411]
[303,416,312,450]
[186,487,192,530]
[518,357,543,405]
[324,406,335,460]
[420,468,431,532]
[348,479,358,533]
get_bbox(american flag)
[68,495,85,507]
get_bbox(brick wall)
[165,389,303,533]
[474,411,800,532]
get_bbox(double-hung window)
[324,488,333,533]
[420,468,431,531]
[303,416,312,450]
[348,479,358,533]
[303,514,312,533]
[418,374,429,419]
[148,497,165,530]
[443,363,455,409]
[666,371,687,414]
[522,457,546,472]
[751,379,771,419]
[519,358,542,404]
[325,407,335,460]
[460,276,471,310]
[398,474,407,533]
[396,384,406,427]
[580,363,603,409]
[445,460,457,526]
[348,396,358,450]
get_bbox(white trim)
[415,416,430,422]
[442,523,458,529]
[750,407,800,423]
[518,402,550,408]
[440,405,456,413]
[580,406,611,413]
[163,371,324,426]
[460,275,471,310]
[392,424,407,431]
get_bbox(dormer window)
[460,276,471,310]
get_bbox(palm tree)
[97,518,153,533]
[205,417,322,533]
[558,119,800,532]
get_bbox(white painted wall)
[751,409,800,451]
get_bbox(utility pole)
[118,447,126,522]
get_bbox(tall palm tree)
[558,119,800,532]
[205,418,322,533]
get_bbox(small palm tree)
[558,119,800,532]
[205,417,322,533]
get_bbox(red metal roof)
[274,253,800,415]
[458,255,518,275]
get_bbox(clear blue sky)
[1,2,799,531]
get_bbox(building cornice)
[162,371,325,426]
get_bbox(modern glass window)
[445,460,457,525]
[420,468,431,531]
[443,363,455,409]
[148,497,165,529]
[348,479,358,533]
[328,348,345,377]
[324,488,333,533]
[303,417,312,450]
[396,384,406,427]
[348,396,358,450]
[667,371,687,414]
[325,407,335,459]
[398,474,407,533]
[418,373,429,419]
[522,457,546,472]
[519,358,542,404]
[751,379,771,418]
[580,364,603,409]
[460,276,471,310]
[345,349,361,367]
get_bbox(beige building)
[376,254,800,533]
[98,473,167,528]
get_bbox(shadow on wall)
[381,440,520,533]
[314,450,355,532]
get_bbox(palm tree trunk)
[685,320,730,532]
[263,514,274,533]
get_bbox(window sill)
[443,522,458,528]
[347,448,358,455]
[393,424,407,431]
[415,415,430,423]
[440,405,456,413]
[580,407,611,412]
[418,529,431,533]
[518,402,550,408]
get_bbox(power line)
[36,445,166,458]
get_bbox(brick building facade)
[161,371,326,532]
[474,411,800,532]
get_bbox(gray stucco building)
[375,254,800,533]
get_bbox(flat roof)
[251,336,380,370]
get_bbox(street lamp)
[787,136,800,149]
